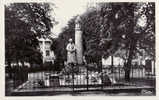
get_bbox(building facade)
[38,37,55,64]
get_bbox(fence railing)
[7,65,155,91]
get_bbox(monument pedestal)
[75,16,83,65]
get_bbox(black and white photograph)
[4,0,156,96]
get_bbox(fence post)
[131,67,133,79]
[13,70,16,89]
[101,64,103,90]
[86,64,89,91]
[71,64,74,92]
[119,66,120,81]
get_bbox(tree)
[51,3,155,81]
[5,3,56,69]
[83,3,155,81]
[113,3,155,81]
[50,38,65,71]
[50,17,76,71]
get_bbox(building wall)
[38,38,55,64]
[102,56,146,66]
[102,56,124,66]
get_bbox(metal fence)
[6,64,155,93]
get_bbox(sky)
[51,0,90,37]
[5,0,147,38]
[4,0,105,38]
[51,0,147,38]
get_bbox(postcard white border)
[0,0,158,100]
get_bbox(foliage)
[5,3,55,66]
[51,3,155,81]
[51,17,77,63]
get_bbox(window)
[45,41,51,49]
[39,41,42,45]
[46,50,50,56]
[45,41,51,44]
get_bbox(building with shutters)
[38,37,55,64]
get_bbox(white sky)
[51,0,148,38]
[5,0,147,37]
[4,0,103,38]
[52,0,89,37]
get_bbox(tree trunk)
[125,39,136,82]
[124,4,136,82]
[7,60,12,78]
[97,59,102,73]
[21,61,25,67]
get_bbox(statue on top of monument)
[66,38,76,65]
[75,15,81,29]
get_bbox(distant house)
[102,56,124,67]
[38,37,55,64]
[102,49,155,75]
[102,48,152,67]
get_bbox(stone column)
[75,16,83,64]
